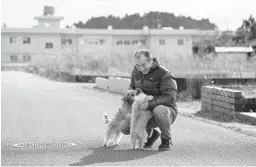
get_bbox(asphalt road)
[1,71,256,166]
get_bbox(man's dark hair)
[134,49,152,62]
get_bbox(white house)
[1,7,217,70]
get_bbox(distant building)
[214,46,254,61]
[1,7,217,70]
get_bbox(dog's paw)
[138,147,144,151]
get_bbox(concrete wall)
[1,33,75,65]
[201,86,256,124]
[95,76,130,94]
[112,35,149,56]
[60,34,80,53]
[78,34,113,56]
[1,33,63,55]
[149,35,193,59]
[95,77,109,90]
[1,32,194,63]
[201,86,242,113]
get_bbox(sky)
[1,0,256,30]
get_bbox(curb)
[200,108,256,126]
[178,109,256,137]
[234,112,256,125]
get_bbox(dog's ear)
[120,95,126,101]
[135,89,141,95]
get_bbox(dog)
[102,92,136,147]
[130,91,153,150]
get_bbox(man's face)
[134,53,152,74]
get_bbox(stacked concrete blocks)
[201,86,243,120]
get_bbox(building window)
[61,38,67,45]
[23,37,31,44]
[139,39,146,45]
[88,40,93,45]
[61,38,72,45]
[159,39,165,45]
[23,55,31,62]
[177,39,184,45]
[10,55,18,62]
[193,46,199,54]
[93,40,99,45]
[116,40,123,45]
[124,40,131,45]
[67,39,72,44]
[132,40,138,45]
[206,45,214,53]
[83,39,105,45]
[9,37,17,44]
[45,42,53,49]
[99,39,106,45]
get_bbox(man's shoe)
[158,139,172,151]
[143,129,160,148]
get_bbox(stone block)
[201,98,212,104]
[201,102,212,112]
[212,94,240,104]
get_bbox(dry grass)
[31,52,256,78]
[177,100,201,110]
[160,55,256,76]
[71,53,256,77]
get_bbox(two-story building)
[1,8,218,70]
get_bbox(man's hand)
[137,99,149,111]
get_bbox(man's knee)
[153,105,170,116]
[152,105,176,124]
[118,119,130,135]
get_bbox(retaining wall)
[201,86,256,125]
[95,76,130,94]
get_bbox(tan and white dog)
[130,91,153,150]
[102,94,134,147]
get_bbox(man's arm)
[147,71,177,110]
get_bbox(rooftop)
[1,27,217,36]
[34,16,64,20]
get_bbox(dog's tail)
[97,108,110,125]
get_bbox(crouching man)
[118,49,178,151]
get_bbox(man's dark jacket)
[129,58,178,112]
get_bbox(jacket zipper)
[141,73,145,92]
